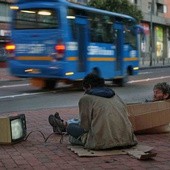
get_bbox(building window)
[148,2,152,12]
[163,5,167,13]
[157,3,164,13]
[0,3,11,22]
[0,3,9,17]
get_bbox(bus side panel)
[87,43,116,79]
[64,17,89,80]
[65,42,117,80]
[8,29,66,78]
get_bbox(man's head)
[82,73,104,91]
[153,82,170,101]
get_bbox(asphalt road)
[0,67,170,114]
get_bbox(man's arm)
[78,95,93,131]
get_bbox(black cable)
[24,130,46,141]
[24,130,67,144]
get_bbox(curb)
[139,65,170,70]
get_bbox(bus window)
[91,16,104,42]
[67,8,114,43]
[67,8,77,41]
[102,16,114,43]
[67,8,88,41]
[124,25,137,50]
[89,14,114,43]
[13,9,58,29]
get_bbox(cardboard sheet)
[127,100,170,133]
[68,144,156,160]
[68,145,126,156]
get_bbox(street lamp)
[150,0,154,66]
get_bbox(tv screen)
[0,114,27,144]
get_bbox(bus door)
[75,17,88,73]
[113,22,124,76]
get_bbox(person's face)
[153,88,169,101]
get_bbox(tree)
[88,0,143,23]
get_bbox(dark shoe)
[52,126,62,134]
[48,115,60,133]
[54,112,63,122]
[48,115,66,133]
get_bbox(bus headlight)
[133,67,139,70]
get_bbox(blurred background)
[1,0,170,67]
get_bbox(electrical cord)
[24,130,67,144]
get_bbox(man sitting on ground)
[48,73,137,150]
[149,82,170,102]
[153,82,170,101]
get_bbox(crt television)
[0,114,27,144]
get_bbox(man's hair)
[153,82,170,95]
[82,73,105,89]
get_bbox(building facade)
[130,0,170,66]
[0,0,13,44]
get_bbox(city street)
[0,67,170,169]
[1,0,170,168]
[0,67,170,114]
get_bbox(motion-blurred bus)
[6,0,144,89]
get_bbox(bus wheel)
[30,78,45,89]
[72,80,83,90]
[43,79,56,90]
[113,77,128,87]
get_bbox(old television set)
[0,114,27,144]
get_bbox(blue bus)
[6,0,143,89]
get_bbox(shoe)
[52,126,62,134]
[54,112,63,122]
[48,115,60,133]
[48,115,66,133]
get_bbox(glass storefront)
[155,26,163,59]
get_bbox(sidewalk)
[1,108,170,170]
[1,66,170,169]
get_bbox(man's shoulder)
[80,94,93,100]
[79,94,94,106]
[79,94,100,103]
